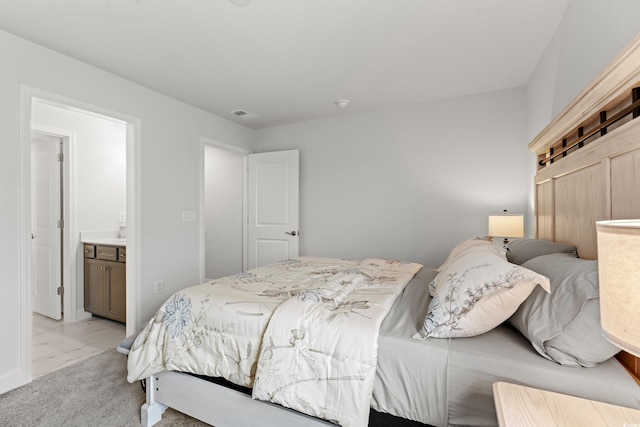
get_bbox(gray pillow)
[508,253,619,367]
[506,239,577,265]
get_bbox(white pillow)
[436,237,503,272]
[414,247,550,339]
[430,238,506,296]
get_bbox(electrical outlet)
[154,280,164,294]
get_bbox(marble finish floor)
[32,313,126,379]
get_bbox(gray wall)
[252,88,530,268]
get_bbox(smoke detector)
[335,99,350,109]
[229,0,252,6]
[230,109,257,120]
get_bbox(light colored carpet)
[0,349,210,427]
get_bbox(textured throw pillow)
[506,239,577,265]
[509,253,619,367]
[414,247,550,339]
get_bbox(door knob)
[285,231,298,236]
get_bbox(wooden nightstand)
[493,381,640,427]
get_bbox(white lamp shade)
[596,219,640,357]
[488,214,524,238]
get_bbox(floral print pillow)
[435,237,503,272]
[430,238,507,296]
[414,248,550,339]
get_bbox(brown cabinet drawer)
[96,245,118,261]
[83,244,96,259]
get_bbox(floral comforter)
[127,257,422,426]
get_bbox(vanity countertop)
[80,231,126,246]
[82,237,127,246]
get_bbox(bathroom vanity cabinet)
[83,243,126,323]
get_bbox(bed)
[127,33,640,427]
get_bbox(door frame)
[19,85,141,382]
[30,125,74,321]
[199,137,251,281]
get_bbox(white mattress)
[372,268,640,427]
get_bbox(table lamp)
[596,219,640,357]
[488,210,524,244]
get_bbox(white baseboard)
[75,310,92,321]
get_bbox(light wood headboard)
[529,33,640,383]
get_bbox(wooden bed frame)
[138,34,640,427]
[530,33,640,384]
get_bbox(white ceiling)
[0,0,571,129]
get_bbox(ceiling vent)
[230,109,257,120]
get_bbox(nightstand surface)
[493,381,640,427]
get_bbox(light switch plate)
[154,280,164,294]
[119,212,126,223]
[182,210,197,223]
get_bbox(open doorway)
[200,138,250,281]
[21,86,140,382]
[31,100,127,323]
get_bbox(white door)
[31,132,63,320]
[248,150,299,269]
